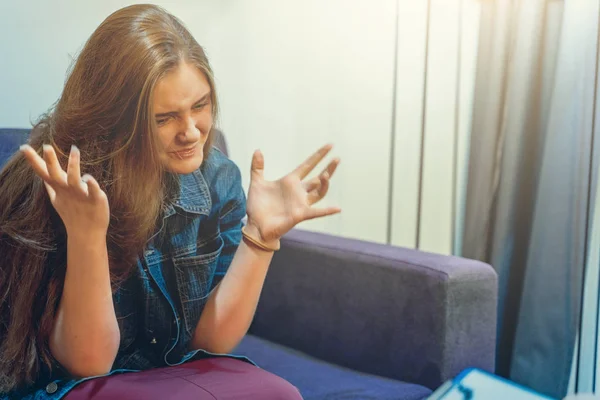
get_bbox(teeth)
[173,149,193,160]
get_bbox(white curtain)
[462,0,599,397]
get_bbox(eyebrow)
[155,92,211,118]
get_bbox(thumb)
[251,150,264,180]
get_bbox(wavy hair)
[0,4,218,391]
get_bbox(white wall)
[391,0,480,253]
[193,0,398,244]
[0,0,480,254]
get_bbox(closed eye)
[154,93,211,125]
[193,102,208,110]
[156,116,172,126]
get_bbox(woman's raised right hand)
[20,144,110,237]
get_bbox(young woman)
[0,4,340,399]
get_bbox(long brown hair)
[0,4,218,392]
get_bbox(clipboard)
[427,368,557,400]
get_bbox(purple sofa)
[0,128,497,400]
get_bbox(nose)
[179,115,202,143]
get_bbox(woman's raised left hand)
[245,144,341,247]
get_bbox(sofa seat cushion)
[235,335,432,400]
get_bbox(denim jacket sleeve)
[205,149,247,291]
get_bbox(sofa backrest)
[0,128,229,170]
[0,128,29,168]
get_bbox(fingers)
[82,174,103,200]
[317,172,330,199]
[43,144,68,185]
[20,144,50,181]
[293,144,333,179]
[304,158,340,192]
[67,145,85,192]
[21,144,98,198]
[307,172,329,205]
[304,178,320,193]
[251,150,265,180]
[43,181,57,203]
[305,158,340,204]
[304,206,341,221]
[325,157,340,178]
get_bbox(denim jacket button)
[45,382,58,394]
[151,337,157,344]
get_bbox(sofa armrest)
[249,229,497,390]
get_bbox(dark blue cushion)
[235,335,432,400]
[0,128,29,168]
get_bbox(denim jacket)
[9,148,251,399]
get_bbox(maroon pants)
[65,358,303,400]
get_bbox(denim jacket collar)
[164,168,212,218]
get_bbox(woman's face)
[153,61,213,174]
